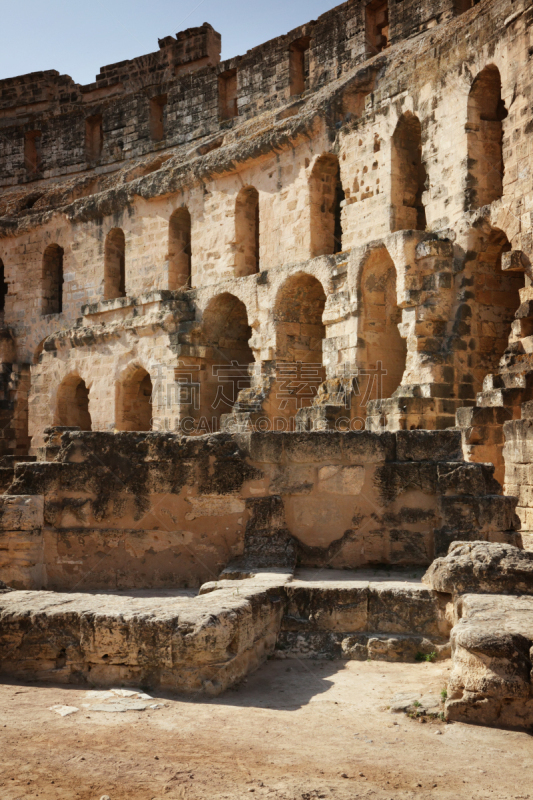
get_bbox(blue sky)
[0,0,339,85]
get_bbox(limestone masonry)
[1,0,533,730]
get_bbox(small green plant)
[413,700,422,709]
[441,688,448,701]
[439,712,446,722]
[416,651,437,663]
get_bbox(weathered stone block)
[0,496,44,531]
[396,430,462,463]
[423,542,533,595]
[342,431,396,463]
[317,465,365,495]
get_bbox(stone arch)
[42,243,64,316]
[391,112,427,232]
[466,65,507,211]
[201,292,254,420]
[235,186,259,277]
[104,228,126,300]
[115,364,153,432]
[355,248,406,419]
[271,272,327,422]
[309,154,345,258]
[54,374,92,430]
[459,227,523,397]
[168,207,192,290]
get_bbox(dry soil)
[1,659,532,800]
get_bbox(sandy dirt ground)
[0,659,532,800]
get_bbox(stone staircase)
[274,568,451,662]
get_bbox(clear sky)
[0,0,340,85]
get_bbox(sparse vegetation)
[416,651,437,663]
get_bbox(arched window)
[309,155,344,258]
[55,375,92,431]
[116,366,153,432]
[168,208,192,290]
[464,228,522,395]
[0,259,7,313]
[104,228,126,300]
[466,65,507,211]
[391,112,427,232]
[235,187,260,277]
[356,248,406,420]
[42,244,64,316]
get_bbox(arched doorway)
[355,249,406,420]
[309,155,344,258]
[116,366,153,431]
[391,112,426,232]
[272,273,327,424]
[235,187,260,277]
[466,65,507,211]
[168,208,192,289]
[55,375,92,430]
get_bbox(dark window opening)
[366,0,390,57]
[42,244,64,316]
[24,131,42,176]
[104,228,126,300]
[218,69,238,121]
[454,0,480,14]
[150,95,168,142]
[309,154,344,258]
[168,207,192,289]
[333,178,345,255]
[0,259,7,313]
[289,36,311,96]
[235,186,260,277]
[85,115,103,162]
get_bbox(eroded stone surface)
[446,594,533,730]
[423,541,533,596]
[0,575,289,695]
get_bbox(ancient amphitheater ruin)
[1,0,533,737]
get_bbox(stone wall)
[0,0,532,554]
[0,429,519,591]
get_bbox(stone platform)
[0,568,451,695]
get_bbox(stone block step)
[279,568,452,640]
[275,630,450,663]
[0,574,289,695]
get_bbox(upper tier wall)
[0,0,465,187]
